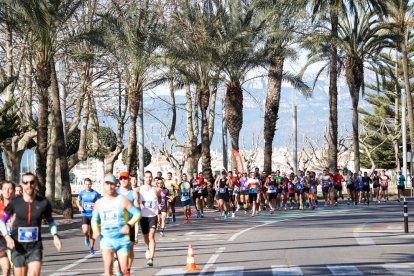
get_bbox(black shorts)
[295,189,303,195]
[240,190,249,196]
[0,236,7,257]
[303,187,310,194]
[82,216,92,225]
[288,193,295,198]
[322,187,330,194]
[363,185,370,192]
[159,204,167,213]
[381,186,388,191]
[373,183,380,188]
[169,198,177,206]
[129,225,136,242]
[202,190,208,198]
[248,193,258,203]
[218,193,229,202]
[398,186,405,192]
[268,193,277,201]
[347,185,355,192]
[140,216,158,235]
[193,193,201,201]
[12,245,43,268]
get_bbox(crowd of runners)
[0,167,407,276]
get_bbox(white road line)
[49,273,80,276]
[156,267,187,276]
[199,247,226,275]
[213,266,244,276]
[353,231,375,246]
[271,265,303,275]
[55,253,96,272]
[383,264,414,275]
[327,265,363,275]
[185,232,195,236]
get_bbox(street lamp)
[292,90,298,173]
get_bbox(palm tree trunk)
[264,54,285,174]
[400,41,414,150]
[126,88,139,176]
[224,80,243,171]
[0,149,5,182]
[198,86,213,182]
[328,7,339,172]
[46,111,56,203]
[50,60,73,218]
[35,60,51,196]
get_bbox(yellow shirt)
[164,179,179,197]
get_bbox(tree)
[306,0,388,172]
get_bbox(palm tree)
[384,1,414,155]
[6,0,80,218]
[98,0,161,176]
[215,0,264,171]
[307,0,388,171]
[258,0,311,174]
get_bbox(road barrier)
[404,198,409,233]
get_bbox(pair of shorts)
[181,199,191,206]
[363,186,370,192]
[12,246,43,267]
[158,204,167,214]
[82,216,92,225]
[169,198,177,206]
[381,186,388,191]
[288,193,295,198]
[347,185,355,191]
[0,236,7,258]
[295,189,303,195]
[373,184,380,188]
[193,193,201,201]
[248,193,258,203]
[322,187,330,194]
[398,186,405,192]
[268,193,277,201]
[218,193,229,202]
[140,216,158,235]
[129,226,136,242]
[100,235,130,256]
[240,190,249,196]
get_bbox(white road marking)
[156,267,187,276]
[383,264,414,275]
[199,247,226,275]
[55,253,96,272]
[185,232,195,235]
[327,265,363,275]
[49,273,80,276]
[213,266,244,276]
[353,231,375,246]
[271,265,303,275]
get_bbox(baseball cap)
[103,175,117,184]
[119,172,129,178]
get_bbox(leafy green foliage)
[121,147,152,171]
[0,99,20,143]
[86,127,117,160]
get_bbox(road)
[40,201,414,276]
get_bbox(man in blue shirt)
[76,178,100,255]
[397,171,406,202]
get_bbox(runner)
[332,169,344,206]
[294,171,304,210]
[116,172,139,272]
[138,171,162,266]
[265,173,277,214]
[239,172,249,214]
[320,168,333,207]
[190,172,201,218]
[280,172,290,210]
[345,171,355,205]
[274,171,284,210]
[227,171,239,217]
[361,171,371,205]
[130,175,139,244]
[308,173,317,209]
[15,185,22,197]
[354,172,363,205]
[397,171,406,202]
[76,178,100,255]
[0,172,62,276]
[164,172,179,223]
[379,170,389,203]
[91,174,142,276]
[216,171,230,220]
[371,171,380,203]
[247,172,261,217]
[156,179,169,236]
[179,174,192,224]
[196,176,206,218]
[0,181,15,276]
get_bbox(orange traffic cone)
[185,243,201,271]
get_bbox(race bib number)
[219,188,226,193]
[182,192,189,197]
[269,185,276,192]
[297,184,303,189]
[18,227,38,242]
[143,201,154,208]
[161,199,166,205]
[84,202,93,211]
[241,186,247,191]
[103,209,118,224]
[194,186,199,191]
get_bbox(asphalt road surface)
[41,200,414,276]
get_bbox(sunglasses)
[119,177,128,180]
[22,180,36,185]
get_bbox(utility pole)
[222,99,228,171]
[137,90,144,185]
[402,89,407,186]
[292,90,298,173]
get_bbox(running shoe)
[324,203,328,207]
[89,249,95,256]
[223,214,228,221]
[231,212,235,218]
[236,205,240,212]
[196,210,201,218]
[201,213,204,218]
[299,206,304,210]
[115,273,123,276]
[160,230,165,237]
[184,219,189,224]
[270,209,275,214]
[251,212,255,217]
[166,217,170,224]
[188,209,192,217]
[145,248,150,260]
[334,202,338,207]
[84,236,90,248]
[147,258,154,267]
[312,205,316,210]
[172,214,176,223]
[244,210,248,215]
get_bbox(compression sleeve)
[91,210,100,233]
[127,205,141,226]
[45,216,58,235]
[0,213,11,236]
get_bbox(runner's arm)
[44,200,58,236]
[0,212,11,236]
[91,210,101,233]
[124,199,142,226]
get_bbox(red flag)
[232,150,245,173]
